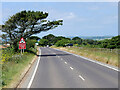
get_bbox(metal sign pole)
[21,49,22,55]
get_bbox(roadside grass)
[51,46,119,67]
[1,47,37,88]
[0,49,2,89]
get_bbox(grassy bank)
[1,47,37,88]
[0,49,2,89]
[52,46,119,67]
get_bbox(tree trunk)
[13,41,18,52]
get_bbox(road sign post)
[19,37,26,55]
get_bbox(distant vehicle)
[47,45,49,47]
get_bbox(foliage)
[38,34,71,46]
[1,45,37,87]
[39,39,49,46]
[26,39,37,49]
[40,34,120,49]
[55,39,71,47]
[2,34,7,44]
[1,10,63,51]
[1,48,14,64]
[72,37,82,45]
[28,36,40,41]
[99,36,120,49]
[42,34,56,45]
[54,46,118,67]
[2,51,34,87]
[72,37,81,40]
[1,38,37,64]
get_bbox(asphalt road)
[21,47,118,88]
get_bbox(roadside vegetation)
[0,49,2,89]
[2,51,35,88]
[52,46,118,67]
[0,10,63,88]
[39,34,120,49]
[39,34,120,67]
[1,38,38,88]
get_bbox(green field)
[52,46,119,67]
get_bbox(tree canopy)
[1,10,63,51]
[28,36,41,40]
[38,34,120,49]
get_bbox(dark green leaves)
[1,10,63,51]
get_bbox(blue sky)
[1,2,118,37]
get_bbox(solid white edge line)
[27,48,41,88]
[52,48,119,72]
[79,75,85,81]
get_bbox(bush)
[55,39,71,47]
[26,39,36,50]
[39,39,49,46]
[1,48,14,63]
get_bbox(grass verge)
[0,49,2,90]
[51,46,119,67]
[1,49,37,88]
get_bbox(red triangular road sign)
[19,37,26,44]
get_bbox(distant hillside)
[68,36,114,40]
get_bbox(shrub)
[39,39,49,46]
[55,39,71,47]
[26,39,36,50]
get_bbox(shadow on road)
[37,53,70,57]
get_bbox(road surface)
[19,47,118,88]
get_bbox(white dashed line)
[79,75,85,81]
[53,48,119,72]
[61,58,63,60]
[64,62,67,64]
[70,67,74,70]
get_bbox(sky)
[1,2,118,38]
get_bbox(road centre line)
[53,48,119,72]
[64,62,67,64]
[70,67,74,70]
[27,48,41,88]
[49,48,86,83]
[79,75,85,81]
